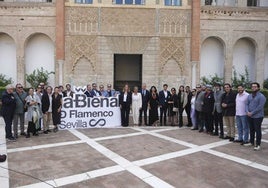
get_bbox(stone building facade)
[0,0,267,90]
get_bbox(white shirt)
[164,90,167,98]
[191,96,196,110]
[123,93,127,102]
[48,94,52,112]
[236,91,249,116]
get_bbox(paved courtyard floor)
[1,117,268,188]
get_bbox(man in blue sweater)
[245,82,266,150]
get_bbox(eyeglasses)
[17,87,23,89]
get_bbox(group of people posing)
[117,82,266,151]
[1,81,266,151]
[1,83,63,141]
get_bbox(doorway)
[114,54,142,91]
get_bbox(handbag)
[173,107,178,112]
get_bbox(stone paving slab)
[214,142,268,166]
[7,130,80,149]
[8,143,116,187]
[61,171,152,188]
[98,134,188,162]
[78,128,140,139]
[160,128,222,146]
[143,152,268,188]
[1,117,268,188]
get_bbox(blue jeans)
[236,115,249,142]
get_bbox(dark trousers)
[160,105,168,125]
[248,117,263,146]
[3,114,13,138]
[196,110,205,130]
[204,112,213,132]
[139,106,148,125]
[214,112,223,136]
[27,121,37,135]
[121,102,130,127]
[178,107,184,126]
[185,104,192,126]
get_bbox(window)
[164,0,181,6]
[247,0,257,6]
[75,0,93,4]
[113,0,145,5]
[205,0,212,5]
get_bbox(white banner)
[59,94,121,130]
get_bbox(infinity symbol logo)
[89,119,106,127]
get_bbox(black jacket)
[119,91,132,107]
[203,91,215,113]
[221,91,236,116]
[1,91,16,116]
[41,92,50,113]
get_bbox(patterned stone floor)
[1,117,268,188]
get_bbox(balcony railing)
[0,0,53,2]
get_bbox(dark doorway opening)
[114,54,142,91]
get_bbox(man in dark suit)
[41,86,53,134]
[63,83,74,98]
[158,84,171,126]
[1,84,16,141]
[139,83,150,126]
[202,85,215,134]
[90,83,101,97]
[84,84,93,97]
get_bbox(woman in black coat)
[52,87,62,132]
[168,88,178,126]
[119,84,132,127]
[148,86,159,126]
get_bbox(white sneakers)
[254,145,261,151]
[243,142,261,150]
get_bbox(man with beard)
[245,82,266,150]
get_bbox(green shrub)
[200,73,224,86]
[231,66,251,89]
[26,67,54,88]
[0,74,13,87]
[263,78,268,89]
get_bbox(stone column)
[191,0,200,85]
[191,61,197,88]
[56,0,65,85]
[256,35,266,87]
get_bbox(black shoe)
[47,130,51,132]
[179,124,183,128]
[199,129,204,133]
[14,134,18,139]
[219,135,224,139]
[212,132,219,136]
[241,141,249,145]
[186,124,192,127]
[33,133,39,136]
[20,132,26,136]
[26,133,30,138]
[229,137,234,142]
[0,154,7,163]
[233,139,243,143]
[223,136,230,139]
[44,131,48,134]
[191,127,198,130]
[7,137,16,142]
[53,127,58,133]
